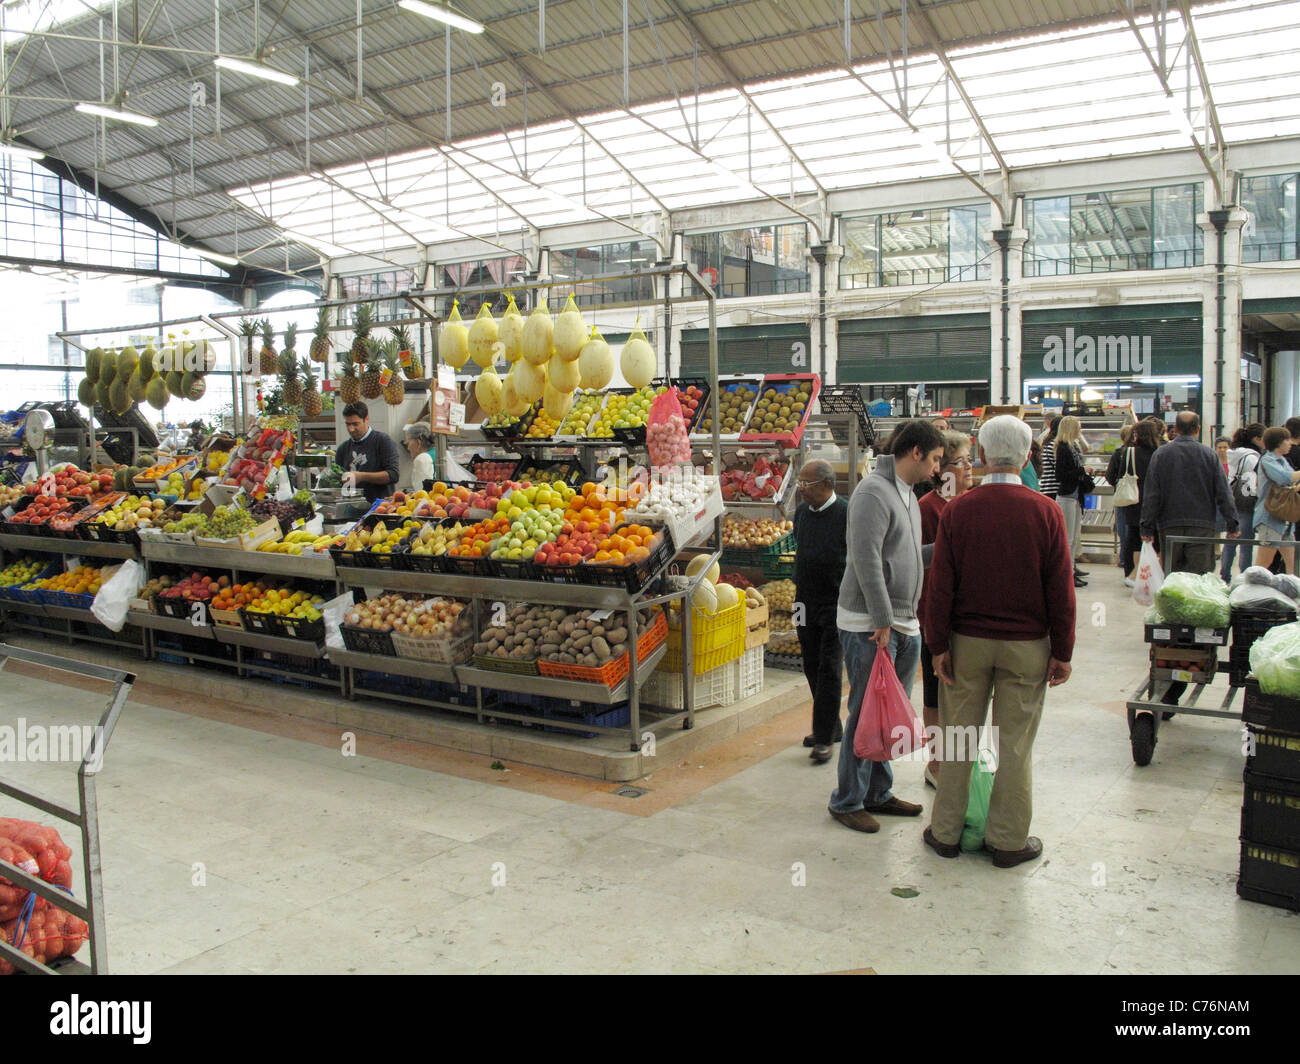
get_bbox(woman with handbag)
[1221,423,1265,580]
[1106,419,1162,587]
[1054,416,1091,587]
[1254,426,1300,574]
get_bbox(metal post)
[1209,208,1229,440]
[992,228,1011,404]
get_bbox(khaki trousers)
[930,632,1051,851]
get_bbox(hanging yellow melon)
[552,293,587,362]
[620,321,655,388]
[521,297,554,366]
[438,299,470,369]
[468,302,499,368]
[498,293,524,362]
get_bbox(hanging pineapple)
[338,354,361,405]
[383,341,405,406]
[360,338,384,399]
[259,319,277,377]
[238,318,257,372]
[301,358,323,417]
[279,351,303,407]
[351,304,374,365]
[392,324,414,379]
[309,306,332,364]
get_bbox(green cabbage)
[1154,571,1230,628]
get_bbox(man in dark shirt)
[793,459,849,764]
[335,402,401,504]
[1286,418,1300,472]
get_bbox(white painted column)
[1272,350,1300,424]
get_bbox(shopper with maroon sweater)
[922,415,1076,868]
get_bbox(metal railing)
[0,644,133,975]
[1241,241,1299,263]
[840,264,989,288]
[718,276,810,298]
[1024,249,1201,275]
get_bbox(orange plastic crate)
[538,610,668,688]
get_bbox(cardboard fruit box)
[194,514,281,551]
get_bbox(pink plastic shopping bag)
[853,646,926,761]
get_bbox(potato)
[591,626,605,639]
[592,636,610,660]
[606,626,628,645]
[611,642,627,657]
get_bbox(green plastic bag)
[960,753,996,853]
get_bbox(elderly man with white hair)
[921,415,1076,868]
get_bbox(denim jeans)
[829,628,922,813]
[1220,506,1255,578]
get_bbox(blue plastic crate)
[543,701,632,738]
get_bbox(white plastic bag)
[1132,541,1164,607]
[90,560,141,633]
[323,589,358,651]
[1229,582,1298,613]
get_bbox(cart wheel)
[1131,713,1156,766]
[1161,710,1176,721]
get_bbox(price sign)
[399,349,412,368]
[448,403,466,429]
[437,364,456,390]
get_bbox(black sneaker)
[803,726,844,747]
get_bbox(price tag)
[1171,669,1194,682]
[589,609,614,622]
[1151,627,1171,641]
[65,556,83,571]
[1193,627,1221,644]
[379,367,393,387]
[399,349,412,368]
[1,505,13,520]
[437,364,456,390]
[448,403,466,429]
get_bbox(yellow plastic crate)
[663,598,746,674]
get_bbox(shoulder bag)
[1265,480,1300,524]
[1231,451,1259,512]
[1112,447,1140,507]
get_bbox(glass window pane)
[1242,173,1298,262]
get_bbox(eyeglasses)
[944,457,973,468]
[797,479,828,488]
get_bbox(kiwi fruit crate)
[739,374,821,448]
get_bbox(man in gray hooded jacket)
[828,419,945,834]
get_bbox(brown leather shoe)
[865,796,923,817]
[810,744,833,763]
[828,807,880,833]
[987,836,1043,868]
[922,826,959,858]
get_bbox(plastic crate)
[490,556,537,582]
[579,523,673,594]
[739,373,821,447]
[1241,771,1300,851]
[1143,622,1228,646]
[242,609,325,642]
[1246,725,1300,784]
[1237,839,1300,911]
[663,598,746,674]
[542,701,632,738]
[538,610,668,687]
[764,648,804,672]
[694,377,762,437]
[733,644,765,700]
[469,653,540,675]
[392,629,473,665]
[1243,680,1300,733]
[644,660,736,710]
[154,594,211,620]
[818,384,876,447]
[340,624,396,657]
[1230,607,1296,686]
[210,605,243,628]
[41,589,94,610]
[720,528,796,569]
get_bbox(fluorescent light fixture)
[75,101,158,127]
[1138,376,1201,385]
[1024,378,1087,386]
[214,55,299,87]
[1166,95,1197,141]
[0,141,44,161]
[397,0,484,33]
[193,248,240,267]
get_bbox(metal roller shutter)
[1021,303,1202,377]
[678,325,812,376]
[837,313,990,382]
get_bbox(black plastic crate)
[481,403,537,440]
[1237,839,1300,911]
[533,560,585,585]
[153,593,212,620]
[818,384,876,447]
[1143,622,1229,646]
[1242,771,1300,851]
[490,555,535,582]
[578,523,672,594]
[441,550,494,577]
[1230,607,1296,686]
[1245,724,1300,784]
[340,624,396,657]
[1243,679,1300,733]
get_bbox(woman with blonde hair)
[1054,415,1089,587]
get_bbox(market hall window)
[337,268,416,323]
[838,204,992,289]
[1241,173,1298,262]
[549,241,657,307]
[683,224,809,298]
[437,255,530,316]
[1024,183,1203,276]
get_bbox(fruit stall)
[0,263,769,753]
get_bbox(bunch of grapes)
[207,505,257,538]
[163,513,208,534]
[0,557,46,586]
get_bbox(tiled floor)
[3,564,1298,974]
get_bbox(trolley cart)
[1125,533,1298,766]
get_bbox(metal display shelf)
[141,539,334,580]
[212,625,328,658]
[0,533,138,559]
[335,565,649,610]
[327,647,459,685]
[127,609,216,639]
